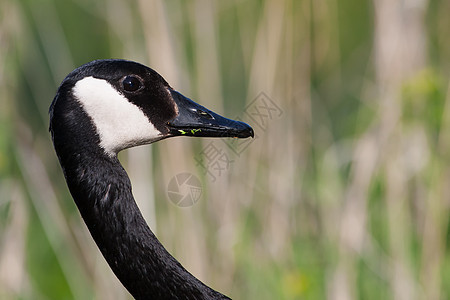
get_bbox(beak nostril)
[196,109,214,120]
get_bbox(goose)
[49,59,254,300]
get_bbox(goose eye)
[122,75,143,92]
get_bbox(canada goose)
[49,59,254,300]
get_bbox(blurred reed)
[1,0,450,299]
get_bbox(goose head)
[49,59,253,157]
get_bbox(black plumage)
[49,60,253,299]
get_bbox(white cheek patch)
[73,76,163,156]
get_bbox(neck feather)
[58,148,229,300]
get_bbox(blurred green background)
[1,0,450,299]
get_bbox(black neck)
[57,148,229,300]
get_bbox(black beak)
[167,90,254,139]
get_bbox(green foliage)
[402,68,446,141]
[1,0,450,299]
[26,211,73,300]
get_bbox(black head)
[49,59,254,156]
